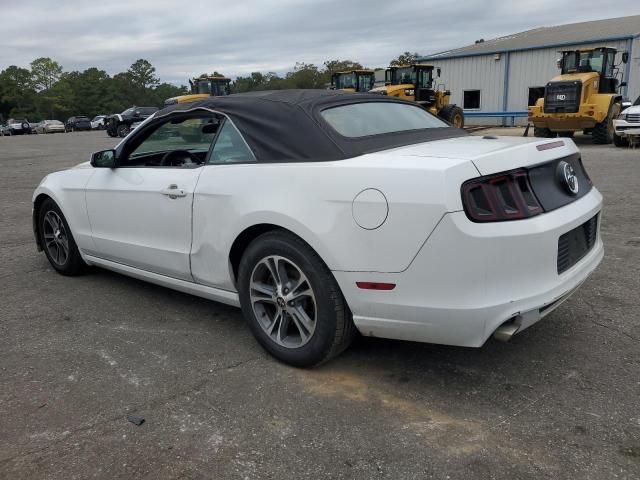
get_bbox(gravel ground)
[0,130,638,479]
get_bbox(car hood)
[622,105,640,115]
[376,135,580,175]
[72,161,92,169]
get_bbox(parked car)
[613,95,640,147]
[29,122,40,134]
[32,90,603,367]
[90,115,107,130]
[36,120,66,134]
[3,118,32,135]
[65,116,92,132]
[105,106,158,137]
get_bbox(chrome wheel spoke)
[266,310,283,336]
[277,312,292,342]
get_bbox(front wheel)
[613,132,628,147]
[238,231,356,367]
[117,124,129,137]
[38,199,86,276]
[592,103,620,144]
[438,104,464,128]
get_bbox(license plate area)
[557,214,598,274]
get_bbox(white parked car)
[613,96,640,147]
[32,90,603,366]
[90,115,106,130]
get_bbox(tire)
[558,131,575,138]
[38,198,86,276]
[438,104,464,128]
[592,102,621,145]
[534,127,555,138]
[117,124,129,138]
[237,231,356,367]
[614,132,629,147]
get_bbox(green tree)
[323,59,364,77]
[30,57,63,91]
[0,66,36,120]
[390,52,421,67]
[285,63,325,89]
[128,59,159,90]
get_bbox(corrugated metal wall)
[431,55,506,126]
[430,38,636,126]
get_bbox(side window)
[123,114,222,167]
[463,90,481,110]
[208,120,256,164]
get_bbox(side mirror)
[91,149,116,168]
[622,52,629,64]
[436,68,441,77]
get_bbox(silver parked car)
[36,120,66,134]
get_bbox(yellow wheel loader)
[369,64,464,128]
[528,47,628,144]
[331,70,375,92]
[164,75,231,105]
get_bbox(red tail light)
[461,169,544,222]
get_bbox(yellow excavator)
[164,75,231,105]
[369,64,464,128]
[528,47,628,143]
[331,70,376,92]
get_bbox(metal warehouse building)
[420,15,640,125]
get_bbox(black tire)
[238,231,356,367]
[613,132,629,147]
[38,198,86,276]
[592,103,620,145]
[438,104,464,128]
[534,127,555,138]
[117,124,129,138]
[558,131,575,138]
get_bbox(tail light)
[461,169,544,222]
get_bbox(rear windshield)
[76,116,89,121]
[320,102,447,138]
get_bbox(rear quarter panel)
[190,155,478,290]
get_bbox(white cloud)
[1,0,638,85]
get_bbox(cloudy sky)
[1,0,639,85]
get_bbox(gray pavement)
[0,130,638,479]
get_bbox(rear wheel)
[592,102,621,144]
[38,199,86,276]
[438,104,464,128]
[238,231,356,367]
[534,127,555,138]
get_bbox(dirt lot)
[1,130,639,479]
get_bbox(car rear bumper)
[334,188,603,347]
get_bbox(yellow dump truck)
[528,47,628,143]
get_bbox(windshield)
[121,108,135,115]
[356,73,374,92]
[562,50,609,74]
[335,73,356,89]
[320,102,447,138]
[211,81,230,96]
[91,116,104,121]
[392,67,415,85]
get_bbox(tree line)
[0,52,419,123]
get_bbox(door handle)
[161,184,187,199]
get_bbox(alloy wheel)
[249,255,317,348]
[43,210,69,266]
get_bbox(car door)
[84,112,222,281]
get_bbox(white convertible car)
[33,90,603,366]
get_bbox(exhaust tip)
[493,321,520,342]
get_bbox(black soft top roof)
[159,89,465,162]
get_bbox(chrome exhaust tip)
[493,321,520,342]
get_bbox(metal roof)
[421,15,640,60]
